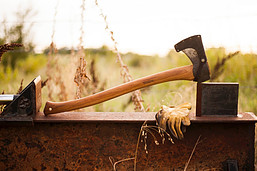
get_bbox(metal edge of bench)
[33,112,257,123]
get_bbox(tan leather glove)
[155,103,191,139]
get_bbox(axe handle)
[44,65,194,115]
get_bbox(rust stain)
[0,118,255,170]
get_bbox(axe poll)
[44,35,210,115]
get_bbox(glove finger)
[155,112,167,130]
[159,118,167,130]
[175,117,184,139]
[168,118,178,139]
[181,124,187,133]
[182,116,191,126]
[176,103,192,110]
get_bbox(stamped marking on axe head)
[44,35,210,115]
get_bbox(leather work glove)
[155,103,191,139]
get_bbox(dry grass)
[46,1,63,101]
[43,0,109,112]
[74,53,89,98]
[74,0,89,99]
[108,121,201,171]
[46,41,69,101]
[95,0,145,112]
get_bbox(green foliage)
[87,45,114,56]
[17,54,47,74]
[44,47,72,55]
[126,52,141,67]
[0,65,18,83]
[124,52,159,68]
[0,54,47,89]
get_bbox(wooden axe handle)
[44,65,194,115]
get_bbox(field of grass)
[0,46,256,114]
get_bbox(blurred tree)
[0,8,36,70]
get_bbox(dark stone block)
[196,82,239,116]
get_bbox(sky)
[1,0,257,56]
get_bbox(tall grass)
[0,46,256,114]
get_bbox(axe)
[44,35,210,115]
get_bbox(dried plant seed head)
[16,79,24,94]
[41,79,48,88]
[210,51,240,81]
[0,43,23,62]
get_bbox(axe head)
[174,35,210,83]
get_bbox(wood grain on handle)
[44,65,194,115]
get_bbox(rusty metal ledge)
[34,112,257,123]
[1,112,257,170]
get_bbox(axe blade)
[174,35,210,83]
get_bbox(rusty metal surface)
[190,112,257,123]
[0,112,256,170]
[34,111,257,123]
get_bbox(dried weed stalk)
[108,121,174,171]
[46,42,56,101]
[0,91,5,113]
[0,43,23,61]
[90,60,99,92]
[72,0,106,108]
[134,123,200,171]
[74,0,90,99]
[46,0,68,101]
[41,79,48,89]
[46,0,58,101]
[48,46,69,101]
[133,121,174,171]
[74,56,106,102]
[16,79,24,94]
[184,135,202,171]
[56,68,68,101]
[210,51,240,81]
[109,156,135,171]
[95,0,145,112]
[89,59,106,94]
[74,54,89,98]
